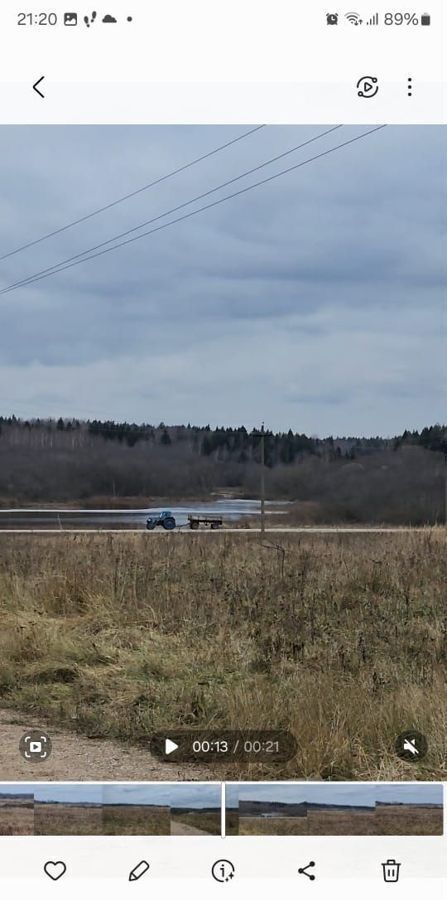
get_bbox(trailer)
[146,510,224,531]
[188,514,223,530]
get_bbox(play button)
[165,738,179,756]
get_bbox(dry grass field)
[238,805,442,836]
[308,809,377,835]
[0,798,34,835]
[0,530,446,780]
[102,804,170,835]
[225,810,239,836]
[239,815,308,835]
[374,804,443,836]
[34,803,103,835]
[29,802,170,835]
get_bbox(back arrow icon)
[33,76,45,98]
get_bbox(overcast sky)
[102,783,219,808]
[0,783,219,807]
[2,782,442,808]
[0,125,444,436]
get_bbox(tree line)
[0,416,445,521]
[2,415,444,463]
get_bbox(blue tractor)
[146,510,177,530]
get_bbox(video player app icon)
[357,75,379,98]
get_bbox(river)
[0,499,286,530]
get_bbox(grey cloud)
[0,125,445,434]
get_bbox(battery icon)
[421,13,431,25]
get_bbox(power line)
[1,125,385,295]
[0,125,266,263]
[0,125,386,296]
[3,125,343,293]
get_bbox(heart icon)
[44,861,67,881]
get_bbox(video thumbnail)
[0,125,445,782]
[0,783,221,836]
[226,783,444,836]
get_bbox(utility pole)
[260,422,266,535]
[445,454,447,527]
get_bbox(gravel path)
[170,821,211,835]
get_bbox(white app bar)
[0,0,445,122]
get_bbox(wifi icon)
[345,12,363,24]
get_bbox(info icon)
[19,730,52,762]
[395,730,427,762]
[212,860,235,883]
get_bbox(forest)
[0,416,445,523]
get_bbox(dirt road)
[0,709,212,782]
[0,527,429,534]
[170,820,211,836]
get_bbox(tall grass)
[0,531,446,780]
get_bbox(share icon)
[298,861,316,881]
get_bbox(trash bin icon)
[382,860,401,883]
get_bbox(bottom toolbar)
[0,837,445,880]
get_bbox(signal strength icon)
[345,12,363,25]
[366,12,379,25]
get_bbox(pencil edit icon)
[129,860,150,882]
